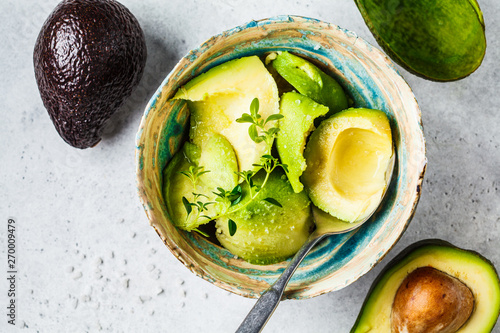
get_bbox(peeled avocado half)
[172,56,280,172]
[163,142,201,231]
[302,108,393,223]
[163,135,238,231]
[351,240,500,333]
[354,0,486,81]
[216,169,313,265]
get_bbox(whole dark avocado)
[34,0,147,148]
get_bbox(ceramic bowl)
[135,15,426,299]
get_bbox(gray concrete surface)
[1,0,499,332]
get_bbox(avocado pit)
[391,266,474,333]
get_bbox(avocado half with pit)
[354,0,486,81]
[351,240,500,333]
[302,108,393,223]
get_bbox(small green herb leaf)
[236,113,254,124]
[236,170,255,184]
[182,196,192,215]
[250,98,259,118]
[230,195,242,206]
[264,197,283,207]
[197,170,211,177]
[228,219,237,236]
[255,135,266,143]
[266,127,280,137]
[248,124,258,142]
[228,185,242,206]
[230,184,242,195]
[193,228,209,237]
[265,114,284,124]
[214,188,227,198]
[179,171,191,178]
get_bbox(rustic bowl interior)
[136,15,426,299]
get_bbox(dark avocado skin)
[34,0,147,148]
[354,0,486,81]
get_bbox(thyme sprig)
[236,98,283,151]
[180,98,287,236]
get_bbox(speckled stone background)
[1,0,499,332]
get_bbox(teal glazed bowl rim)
[136,15,427,299]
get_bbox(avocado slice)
[163,142,201,231]
[197,134,239,193]
[163,135,238,231]
[215,169,313,265]
[272,51,348,114]
[276,92,329,193]
[354,0,486,81]
[351,240,500,333]
[33,0,147,148]
[302,108,393,223]
[172,56,280,172]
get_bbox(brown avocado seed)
[391,266,474,333]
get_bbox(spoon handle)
[236,234,326,333]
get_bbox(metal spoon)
[236,153,396,333]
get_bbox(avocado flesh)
[354,0,486,81]
[351,240,500,333]
[163,136,238,231]
[391,267,474,333]
[302,108,393,223]
[272,51,348,114]
[197,134,239,193]
[163,142,201,231]
[277,92,329,193]
[172,56,280,172]
[33,0,147,148]
[215,169,313,265]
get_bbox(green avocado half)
[351,239,500,333]
[354,0,486,81]
[302,108,393,223]
[215,168,313,265]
